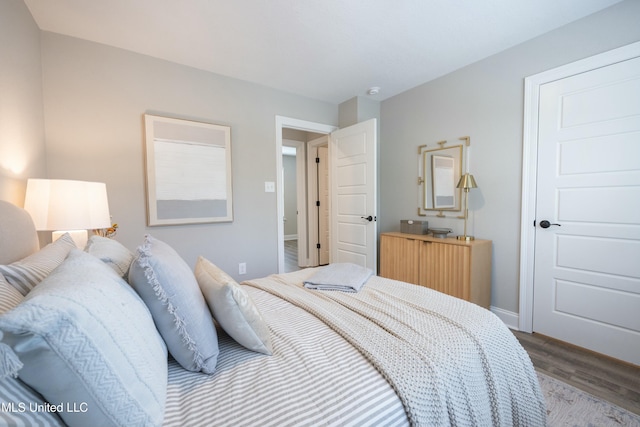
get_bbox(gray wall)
[3,0,639,317]
[0,0,46,204]
[379,0,640,315]
[39,33,338,279]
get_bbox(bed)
[0,199,546,427]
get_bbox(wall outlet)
[238,262,246,275]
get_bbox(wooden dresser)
[379,232,492,308]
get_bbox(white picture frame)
[144,114,233,226]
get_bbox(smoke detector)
[367,87,380,96]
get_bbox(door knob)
[361,215,374,222]
[539,220,561,229]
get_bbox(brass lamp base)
[457,176,477,243]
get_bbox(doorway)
[276,117,378,274]
[281,135,329,272]
[275,117,337,273]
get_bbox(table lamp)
[456,173,478,241]
[24,179,111,248]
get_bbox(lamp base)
[457,235,475,241]
[53,230,88,249]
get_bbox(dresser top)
[381,231,491,246]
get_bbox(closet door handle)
[539,220,561,229]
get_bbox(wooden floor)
[284,239,299,273]
[512,330,640,415]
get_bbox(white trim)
[276,116,337,274]
[306,145,319,267]
[491,306,520,331]
[306,135,329,267]
[518,74,541,333]
[518,41,640,333]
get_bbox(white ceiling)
[24,0,622,104]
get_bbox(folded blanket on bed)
[246,269,546,427]
[303,263,373,293]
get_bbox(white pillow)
[0,233,75,295]
[128,235,219,373]
[85,235,134,278]
[195,256,272,355]
[0,249,167,427]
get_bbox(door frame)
[306,136,329,267]
[518,41,640,332]
[275,116,337,273]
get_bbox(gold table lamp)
[456,173,477,241]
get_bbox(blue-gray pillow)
[84,235,134,278]
[128,235,219,373]
[0,249,167,427]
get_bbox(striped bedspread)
[163,268,546,427]
[245,268,547,427]
[163,282,408,427]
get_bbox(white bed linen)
[247,269,546,426]
[163,286,408,427]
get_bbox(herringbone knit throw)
[246,268,546,427]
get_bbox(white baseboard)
[284,234,298,241]
[491,306,519,331]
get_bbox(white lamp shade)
[24,179,111,231]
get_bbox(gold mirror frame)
[418,137,469,218]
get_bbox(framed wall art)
[144,114,233,225]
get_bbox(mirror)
[422,145,463,211]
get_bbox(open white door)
[329,119,377,272]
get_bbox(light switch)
[265,181,275,192]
